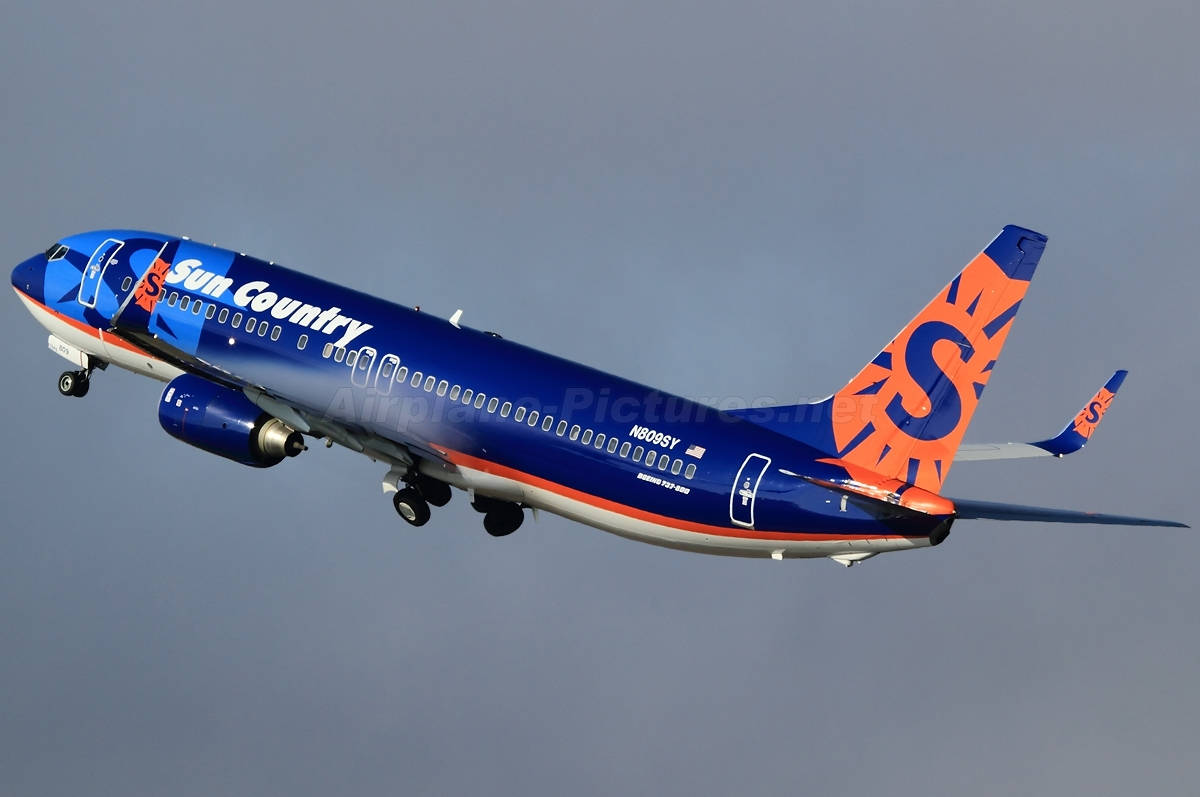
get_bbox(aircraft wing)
[107,313,445,471]
[955,370,1127,462]
[951,498,1188,528]
[240,386,461,470]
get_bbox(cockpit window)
[44,243,69,261]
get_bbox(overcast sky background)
[2,1,1198,795]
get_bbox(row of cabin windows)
[316,344,700,480]
[118,277,303,348]
[114,279,701,480]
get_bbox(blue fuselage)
[12,230,949,558]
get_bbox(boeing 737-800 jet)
[10,225,1186,565]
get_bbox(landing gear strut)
[57,370,90,398]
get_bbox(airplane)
[10,225,1186,565]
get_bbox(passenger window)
[322,342,334,358]
[424,376,436,392]
[179,296,190,311]
[121,276,133,291]
[437,380,448,396]
[580,429,592,445]
[193,300,203,315]
[594,433,606,449]
[542,416,554,432]
[633,446,645,463]
[411,371,423,388]
[555,420,567,436]
[619,442,631,457]
[258,321,269,337]
[246,316,257,332]
[346,350,358,367]
[513,406,526,422]
[396,366,408,382]
[218,308,229,324]
[380,357,394,377]
[657,454,669,471]
[671,459,682,475]
[474,394,486,409]
[270,325,281,341]
[487,397,499,413]
[231,312,242,327]
[449,385,461,401]
[334,347,346,363]
[684,463,697,479]
[298,334,308,350]
[462,389,473,405]
[167,291,179,306]
[607,438,619,454]
[205,304,216,320]
[527,410,539,427]
[358,352,372,371]
[500,401,512,418]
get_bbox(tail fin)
[730,225,1046,493]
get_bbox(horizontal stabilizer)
[952,498,1188,527]
[955,370,1127,462]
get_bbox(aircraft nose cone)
[12,253,47,302]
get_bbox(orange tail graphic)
[826,225,1046,493]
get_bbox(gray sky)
[2,1,1197,794]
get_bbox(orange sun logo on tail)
[826,228,1046,494]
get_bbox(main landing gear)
[392,487,431,527]
[390,473,452,528]
[57,370,91,398]
[471,495,525,537]
[385,468,525,537]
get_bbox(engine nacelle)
[158,374,305,467]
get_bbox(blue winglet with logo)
[1033,369,1127,456]
[953,370,1129,462]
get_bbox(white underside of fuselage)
[15,289,182,381]
[425,460,931,560]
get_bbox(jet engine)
[158,374,305,467]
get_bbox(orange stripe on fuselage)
[12,286,159,360]
[439,446,919,543]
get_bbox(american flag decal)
[685,444,705,459]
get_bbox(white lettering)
[331,319,374,349]
[271,297,302,319]
[249,290,278,313]
[311,306,342,332]
[233,280,270,307]
[182,267,213,291]
[166,258,202,284]
[202,275,233,297]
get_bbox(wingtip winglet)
[1034,369,1127,456]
